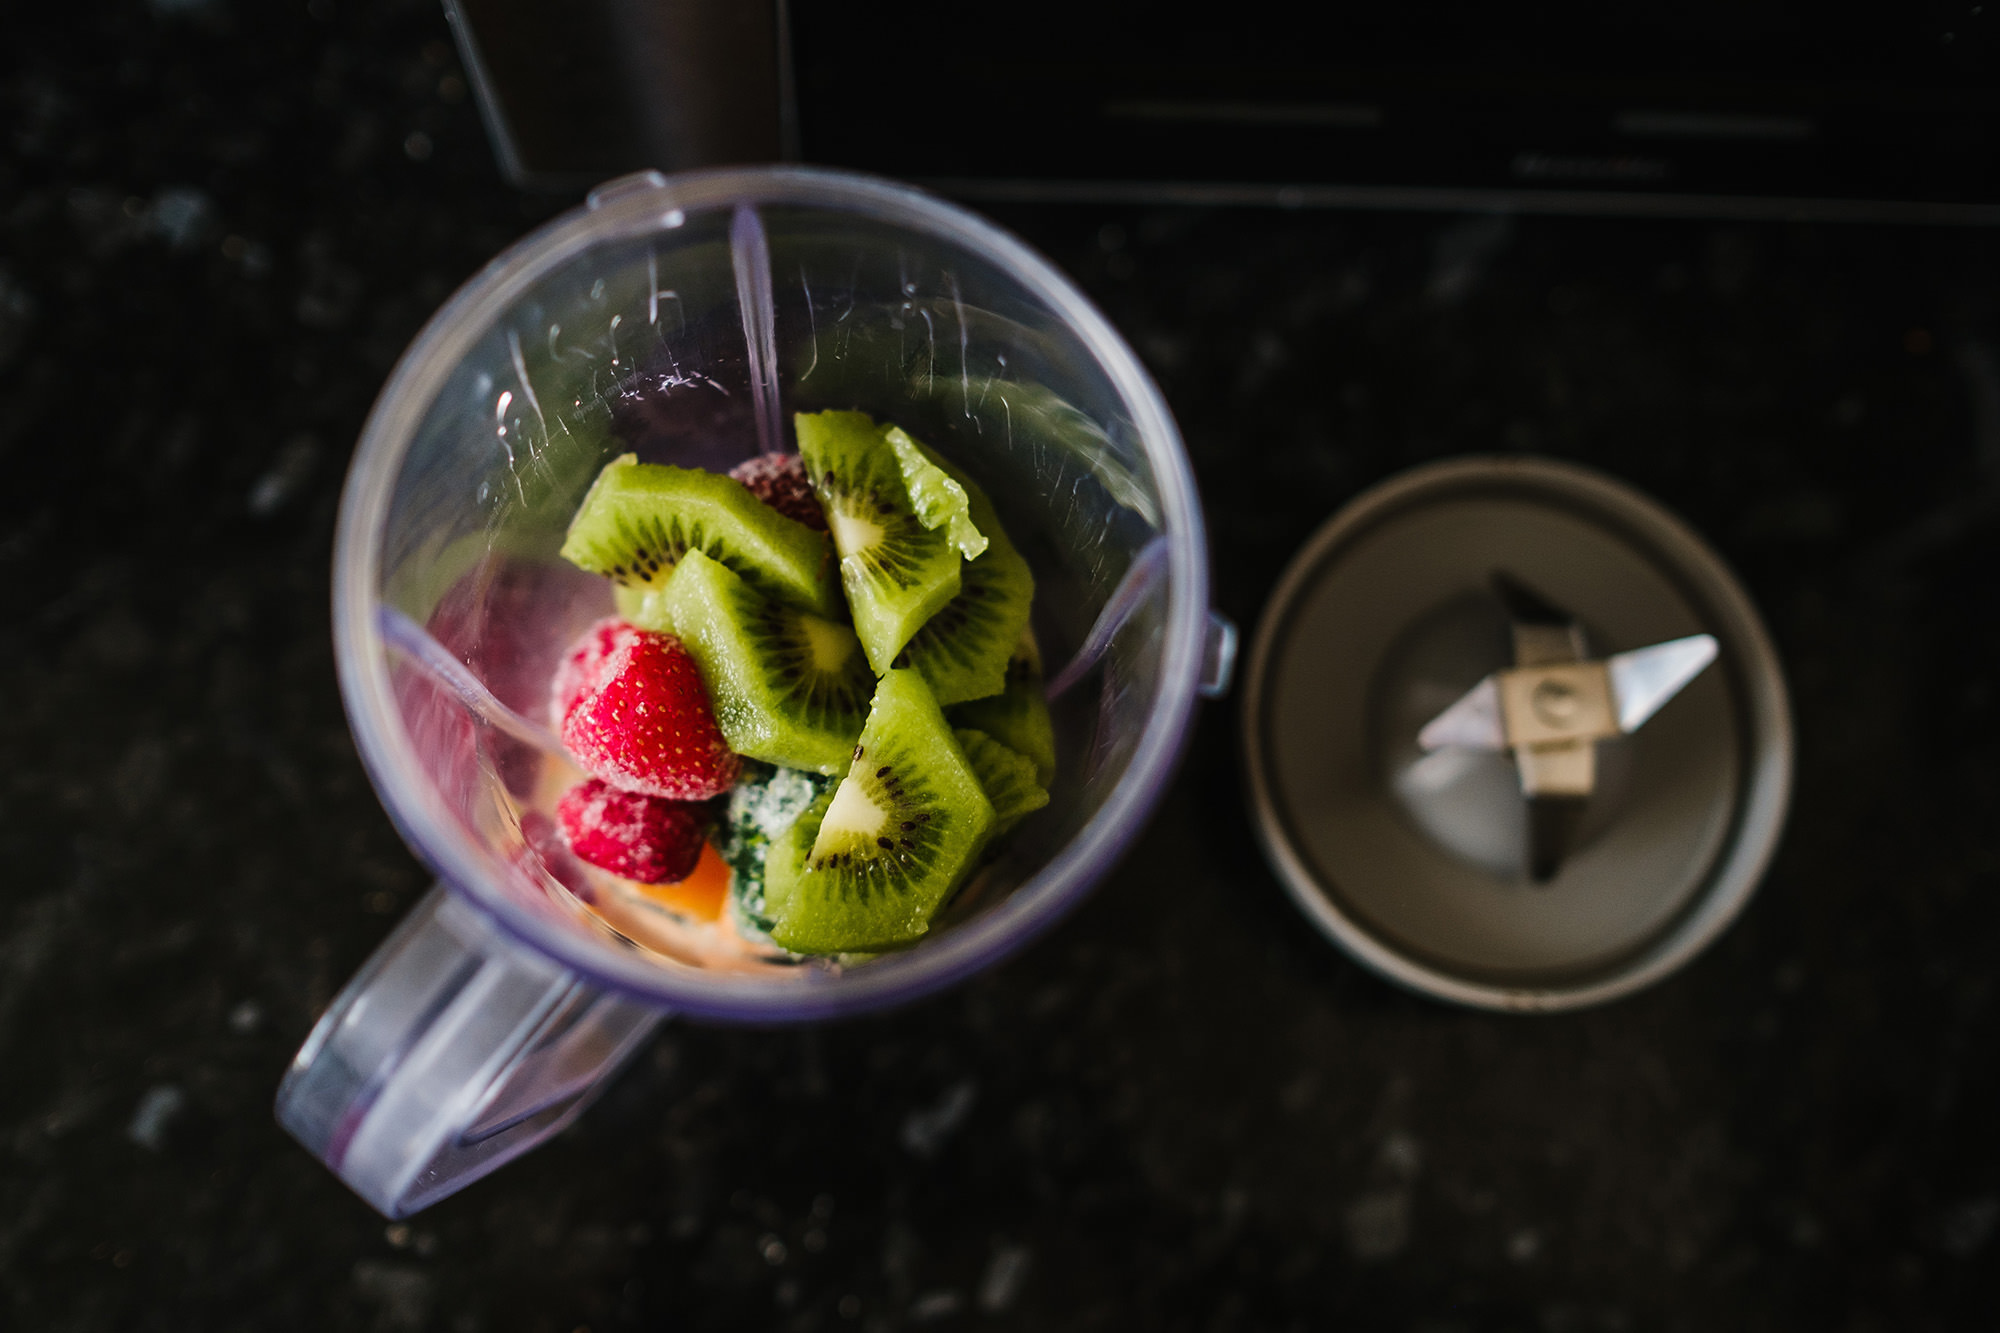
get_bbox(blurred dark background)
[454,0,2000,215]
[4,1,2000,1330]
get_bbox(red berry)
[729,452,827,531]
[560,627,741,799]
[549,617,643,729]
[556,780,707,884]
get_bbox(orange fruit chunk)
[634,839,730,922]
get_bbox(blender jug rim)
[331,165,1212,1019]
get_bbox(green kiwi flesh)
[948,627,1056,787]
[795,412,962,674]
[763,669,995,953]
[612,581,669,630]
[885,426,987,559]
[660,549,874,774]
[891,457,1035,705]
[953,728,1048,836]
[561,454,840,617]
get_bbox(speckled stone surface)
[5,4,2000,1331]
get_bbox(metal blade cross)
[1415,576,1718,880]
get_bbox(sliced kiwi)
[661,549,874,774]
[884,426,986,559]
[948,627,1055,787]
[561,454,840,618]
[953,728,1049,836]
[795,411,962,674]
[890,462,1035,705]
[763,669,995,953]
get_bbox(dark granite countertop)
[5,4,2000,1330]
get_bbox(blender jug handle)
[1199,611,1239,699]
[275,886,663,1218]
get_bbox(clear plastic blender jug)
[277,167,1223,1217]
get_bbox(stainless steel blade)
[1416,674,1507,751]
[1607,634,1719,733]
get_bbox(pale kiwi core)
[812,779,890,863]
[800,615,859,672]
[828,510,884,557]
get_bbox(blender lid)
[1240,456,1793,1012]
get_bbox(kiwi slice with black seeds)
[661,549,874,774]
[762,669,995,954]
[891,462,1035,705]
[795,411,962,674]
[562,454,840,617]
[948,627,1056,787]
[954,728,1048,836]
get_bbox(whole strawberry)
[558,624,741,800]
[556,780,708,884]
[549,617,643,730]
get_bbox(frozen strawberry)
[560,628,741,799]
[550,617,644,729]
[728,451,827,531]
[556,780,708,884]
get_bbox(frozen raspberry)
[556,780,707,884]
[550,617,644,729]
[560,627,741,799]
[729,451,827,531]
